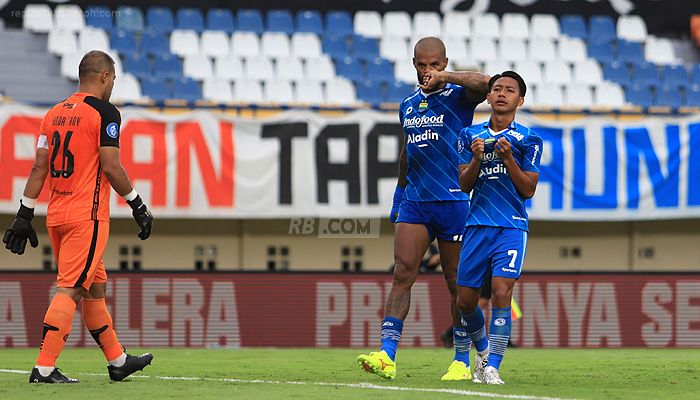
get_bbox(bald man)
[357,37,489,381]
[3,50,154,383]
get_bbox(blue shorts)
[396,199,469,242]
[457,226,528,288]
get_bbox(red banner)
[1,273,699,348]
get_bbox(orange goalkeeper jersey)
[39,92,121,227]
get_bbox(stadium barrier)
[1,272,699,348]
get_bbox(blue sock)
[453,327,471,364]
[380,316,403,361]
[461,308,488,353]
[487,306,512,370]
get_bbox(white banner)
[0,104,698,220]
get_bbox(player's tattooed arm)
[496,137,539,198]
[422,71,490,104]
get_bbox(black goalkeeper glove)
[126,195,153,240]
[3,201,39,255]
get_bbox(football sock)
[453,326,471,364]
[36,293,76,367]
[486,306,512,370]
[34,365,54,377]
[380,316,403,361]
[461,307,489,354]
[82,298,125,363]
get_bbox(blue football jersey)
[399,83,477,202]
[459,120,543,230]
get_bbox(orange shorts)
[48,220,109,290]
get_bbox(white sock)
[108,353,127,367]
[478,349,489,357]
[35,365,54,377]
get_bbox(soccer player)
[456,71,542,385]
[2,51,154,383]
[357,37,489,380]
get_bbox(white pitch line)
[0,369,574,400]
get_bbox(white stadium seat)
[564,83,594,107]
[304,56,336,82]
[530,14,560,39]
[394,58,416,84]
[499,38,527,63]
[595,82,626,108]
[274,56,305,82]
[23,4,53,33]
[48,30,78,55]
[645,37,676,64]
[442,12,471,39]
[483,60,512,76]
[264,80,295,104]
[111,73,142,102]
[325,77,357,105]
[533,84,564,107]
[54,4,85,32]
[529,38,557,62]
[261,32,290,58]
[543,60,572,85]
[444,37,468,61]
[514,60,543,85]
[183,54,214,81]
[245,57,274,82]
[383,11,412,39]
[572,60,603,84]
[79,27,110,53]
[469,37,497,63]
[170,30,200,56]
[380,36,409,62]
[214,55,243,81]
[617,15,648,42]
[291,33,322,59]
[354,10,383,38]
[231,32,260,58]
[60,52,82,80]
[201,31,231,57]
[295,81,325,104]
[203,78,233,102]
[233,80,264,103]
[558,37,588,63]
[472,13,500,39]
[501,13,529,39]
[412,12,442,38]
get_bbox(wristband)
[21,196,37,209]
[123,189,138,202]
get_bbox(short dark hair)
[488,71,526,97]
[78,50,115,80]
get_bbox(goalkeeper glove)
[3,201,39,255]
[126,195,153,240]
[390,185,405,223]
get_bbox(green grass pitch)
[1,348,698,399]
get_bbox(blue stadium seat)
[207,9,235,34]
[85,6,113,31]
[603,62,630,86]
[589,15,616,42]
[335,57,364,83]
[141,31,170,58]
[631,62,661,88]
[116,6,144,32]
[663,65,689,89]
[172,78,202,102]
[560,15,587,39]
[176,8,205,33]
[110,30,137,55]
[686,86,700,107]
[296,10,323,35]
[153,54,182,80]
[657,86,682,107]
[365,58,394,84]
[146,7,174,34]
[237,9,264,34]
[123,54,151,80]
[386,82,416,103]
[626,85,653,107]
[266,10,294,34]
[141,77,170,102]
[356,81,385,105]
[352,36,380,62]
[617,40,644,64]
[325,11,353,37]
[323,35,350,59]
[587,40,615,63]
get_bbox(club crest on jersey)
[407,129,438,144]
[418,100,428,111]
[106,122,119,139]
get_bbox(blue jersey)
[459,120,543,231]
[399,83,477,202]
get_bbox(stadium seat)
[470,37,497,63]
[176,8,205,33]
[266,10,294,35]
[291,33,322,59]
[626,85,653,107]
[141,31,170,58]
[274,57,304,81]
[207,9,235,34]
[296,10,323,35]
[662,65,689,89]
[183,54,214,81]
[85,6,113,31]
[201,31,230,57]
[304,56,336,82]
[499,39,527,63]
[237,9,264,34]
[295,80,325,104]
[335,57,364,83]
[146,7,175,34]
[123,54,152,80]
[23,4,53,33]
[326,11,354,38]
[442,12,471,40]
[617,40,644,64]
[617,15,647,42]
[380,36,409,62]
[141,77,170,102]
[394,58,416,84]
[353,11,383,39]
[514,60,543,85]
[472,13,501,39]
[261,32,291,58]
[383,11,412,39]
[356,81,384,105]
[587,40,615,63]
[264,80,295,103]
[386,82,416,103]
[109,30,137,56]
[115,6,144,32]
[589,15,616,42]
[657,86,682,107]
[214,55,244,81]
[528,38,556,62]
[153,54,182,80]
[558,36,587,62]
[564,83,594,107]
[412,12,442,38]
[323,35,350,60]
[543,60,572,85]
[645,37,676,64]
[366,58,394,84]
[54,4,85,32]
[245,57,274,82]
[501,13,529,39]
[79,28,110,53]
[48,30,78,56]
[686,86,700,107]
[170,30,200,56]
[231,32,261,58]
[172,77,202,102]
[594,82,626,107]
[603,62,630,86]
[60,52,82,80]
[631,62,661,88]
[203,78,233,102]
[233,80,264,103]
[444,37,468,63]
[325,77,357,105]
[352,36,380,62]
[560,15,587,39]
[532,84,564,107]
[483,60,512,76]
[530,14,560,39]
[111,73,142,102]
[572,60,603,84]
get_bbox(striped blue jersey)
[459,120,543,230]
[399,83,477,202]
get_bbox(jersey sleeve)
[521,131,543,173]
[84,96,121,148]
[37,115,49,150]
[458,127,473,164]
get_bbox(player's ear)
[518,96,524,107]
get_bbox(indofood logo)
[403,114,445,128]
